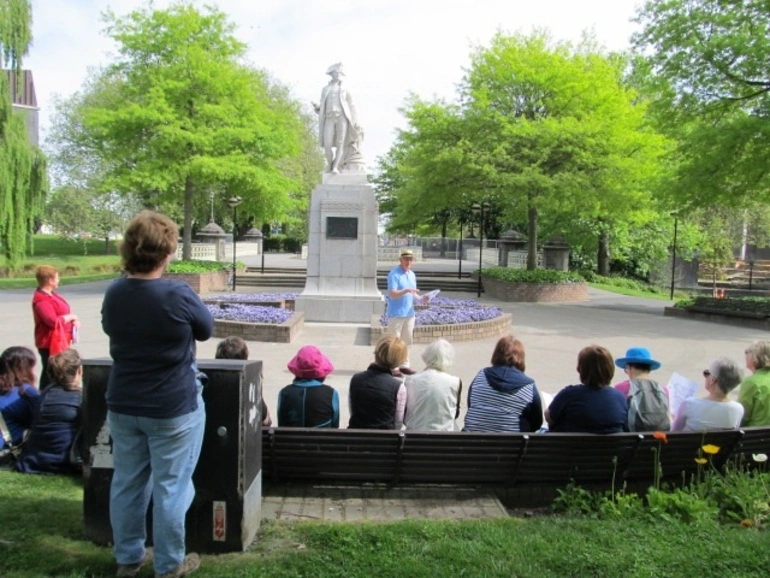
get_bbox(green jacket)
[739,369,770,427]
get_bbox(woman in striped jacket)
[463,335,543,432]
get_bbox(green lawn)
[589,282,690,301]
[1,471,769,578]
[0,236,121,287]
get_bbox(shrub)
[481,267,585,284]
[578,269,599,283]
[283,237,305,253]
[582,272,660,294]
[167,260,230,273]
[263,237,283,252]
[674,296,770,316]
[646,488,718,524]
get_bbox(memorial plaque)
[326,216,358,239]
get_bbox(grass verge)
[0,273,119,290]
[1,471,769,578]
[589,282,690,301]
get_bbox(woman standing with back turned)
[102,211,213,578]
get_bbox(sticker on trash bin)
[90,422,114,469]
[247,381,258,428]
[213,501,226,541]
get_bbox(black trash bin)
[82,358,263,553]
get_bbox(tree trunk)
[598,228,610,276]
[182,175,194,260]
[440,216,448,258]
[527,198,538,270]
[104,236,110,255]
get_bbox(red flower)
[653,431,668,443]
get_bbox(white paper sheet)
[422,289,441,303]
[667,372,700,418]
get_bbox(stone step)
[245,266,474,279]
[237,274,481,293]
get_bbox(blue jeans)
[108,396,205,574]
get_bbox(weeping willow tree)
[0,0,47,269]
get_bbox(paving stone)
[342,504,367,521]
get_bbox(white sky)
[26,0,642,167]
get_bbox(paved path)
[1,254,760,428]
[262,485,509,523]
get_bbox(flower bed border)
[204,298,296,311]
[369,313,511,345]
[163,271,228,294]
[664,306,770,330]
[213,312,305,343]
[482,277,587,302]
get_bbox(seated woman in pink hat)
[277,346,339,428]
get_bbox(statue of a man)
[318,63,363,173]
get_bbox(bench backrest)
[262,427,770,497]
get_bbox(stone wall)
[212,312,305,343]
[174,243,217,261]
[378,247,423,262]
[370,313,511,345]
[482,277,587,302]
[163,271,228,294]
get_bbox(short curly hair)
[745,341,770,371]
[216,336,249,361]
[120,211,178,274]
[490,335,525,371]
[577,345,615,388]
[35,265,58,286]
[374,336,408,369]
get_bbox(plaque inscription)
[326,217,358,239]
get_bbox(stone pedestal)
[543,236,570,272]
[295,171,384,322]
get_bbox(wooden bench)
[262,427,770,507]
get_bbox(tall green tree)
[79,2,304,259]
[377,32,666,272]
[633,0,770,207]
[0,0,47,268]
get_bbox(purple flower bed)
[210,292,299,302]
[426,297,481,308]
[208,304,294,324]
[379,303,503,327]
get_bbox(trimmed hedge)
[167,260,231,273]
[675,296,770,316]
[263,235,305,253]
[481,267,584,284]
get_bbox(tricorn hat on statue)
[326,62,345,76]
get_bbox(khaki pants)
[386,315,415,366]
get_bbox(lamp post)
[669,213,679,300]
[457,217,464,280]
[227,196,243,292]
[472,202,490,298]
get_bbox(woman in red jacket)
[32,266,79,388]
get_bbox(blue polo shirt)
[386,265,417,318]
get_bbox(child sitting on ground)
[16,348,83,474]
